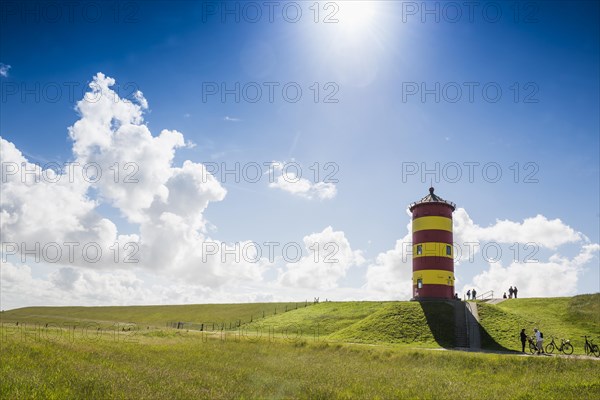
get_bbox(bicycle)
[582,336,600,357]
[527,336,539,354]
[545,336,573,355]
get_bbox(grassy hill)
[2,300,458,347]
[327,301,455,347]
[2,294,599,351]
[241,301,456,347]
[0,302,305,329]
[243,301,388,336]
[477,294,600,351]
[1,295,599,398]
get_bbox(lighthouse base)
[412,284,454,300]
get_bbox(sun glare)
[339,1,378,33]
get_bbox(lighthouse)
[409,187,456,300]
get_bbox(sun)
[338,1,378,33]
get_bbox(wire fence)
[166,300,319,332]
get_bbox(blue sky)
[0,1,598,308]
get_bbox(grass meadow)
[477,294,600,351]
[1,324,599,399]
[1,294,599,399]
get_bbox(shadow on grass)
[474,302,525,353]
[418,301,455,349]
[418,301,517,352]
[478,321,518,353]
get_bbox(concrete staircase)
[453,301,482,350]
[465,301,481,350]
[454,302,469,348]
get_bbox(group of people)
[502,286,519,299]
[465,286,519,301]
[520,327,544,354]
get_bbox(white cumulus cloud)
[268,161,337,200]
[278,226,364,290]
[365,208,598,300]
[0,63,10,77]
[0,73,265,289]
[468,243,599,298]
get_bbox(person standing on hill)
[513,286,518,298]
[471,289,477,300]
[466,290,471,300]
[520,328,527,352]
[509,286,514,298]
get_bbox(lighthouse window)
[417,245,422,255]
[446,245,452,256]
[417,279,423,289]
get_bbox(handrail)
[477,290,494,301]
[463,290,494,301]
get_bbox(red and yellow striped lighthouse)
[409,187,456,300]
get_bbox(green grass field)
[1,325,599,399]
[1,295,599,399]
[0,302,304,329]
[477,294,600,351]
